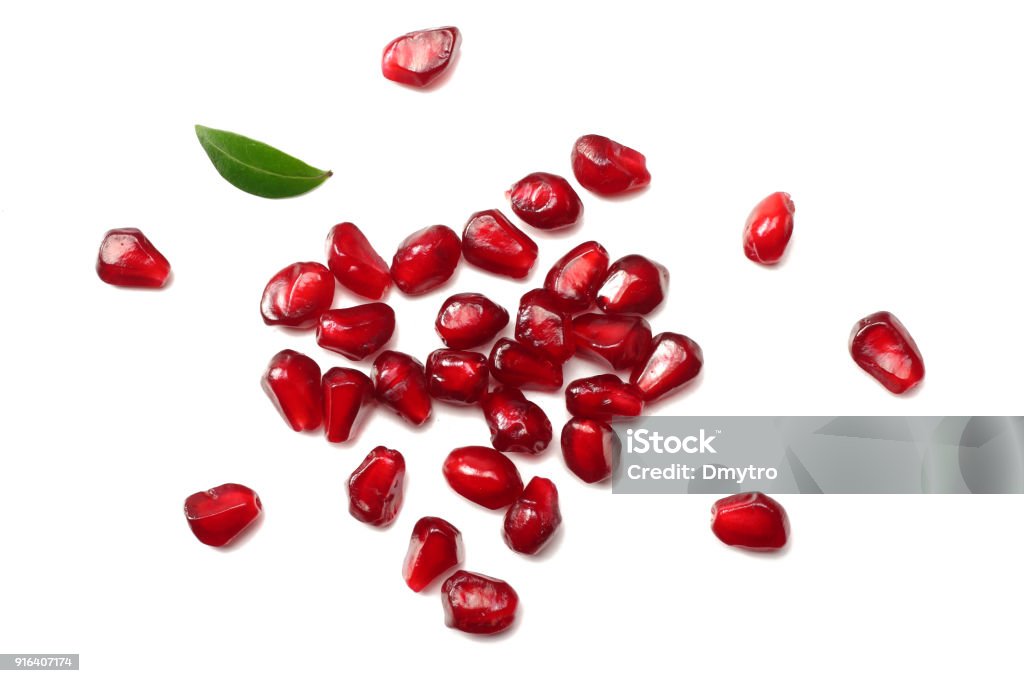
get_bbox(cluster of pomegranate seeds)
[462,210,538,279]
[743,192,795,265]
[481,386,552,454]
[426,349,489,405]
[503,477,561,555]
[96,228,171,288]
[710,492,789,551]
[372,351,432,425]
[390,225,461,295]
[261,350,323,432]
[184,483,262,547]
[348,446,406,527]
[435,293,509,349]
[316,303,396,360]
[507,172,582,230]
[403,517,464,592]
[325,222,392,300]
[571,134,651,196]
[443,446,524,510]
[441,571,519,635]
[381,26,461,88]
[322,367,373,443]
[849,311,925,394]
[561,417,619,484]
[260,262,335,328]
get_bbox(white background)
[2,0,1023,680]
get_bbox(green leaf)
[194,124,332,199]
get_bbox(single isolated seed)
[372,351,432,426]
[261,349,323,432]
[488,338,563,391]
[543,240,610,312]
[572,313,653,371]
[515,288,575,363]
[743,192,795,265]
[630,332,704,402]
[507,171,583,230]
[426,349,490,405]
[571,134,650,196]
[96,228,171,288]
[565,374,645,421]
[443,446,524,510]
[403,516,464,592]
[390,225,462,295]
[435,293,509,350]
[316,303,396,360]
[260,262,335,328]
[322,367,374,444]
[442,571,519,635]
[325,222,392,300]
[503,477,562,555]
[347,446,406,528]
[381,26,461,88]
[481,386,553,455]
[462,209,538,279]
[710,491,789,551]
[561,417,620,484]
[184,483,262,547]
[596,255,668,315]
[849,311,925,394]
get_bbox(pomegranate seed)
[507,172,583,230]
[322,367,374,443]
[630,332,704,402]
[316,303,395,360]
[96,228,171,288]
[381,26,461,88]
[711,492,789,551]
[596,255,668,315]
[390,225,461,295]
[503,477,561,555]
[481,386,553,455]
[435,293,509,349]
[849,311,925,394]
[426,349,489,405]
[442,571,519,635]
[462,210,538,279]
[515,289,575,363]
[184,483,262,547]
[488,338,563,391]
[572,313,653,371]
[443,446,523,510]
[561,417,620,484]
[348,446,406,527]
[259,262,335,328]
[372,351,432,425]
[403,517,464,592]
[261,350,322,432]
[325,222,392,299]
[571,134,650,196]
[743,192,795,265]
[565,374,644,421]
[543,240,610,312]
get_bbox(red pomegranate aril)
[426,349,489,405]
[381,26,461,88]
[565,374,644,421]
[403,517,464,592]
[596,255,668,315]
[435,293,509,349]
[391,225,461,295]
[316,303,395,360]
[462,210,538,279]
[261,350,322,432]
[325,222,392,299]
[849,311,925,394]
[443,446,524,510]
[571,134,650,196]
[543,240,610,312]
[572,313,653,371]
[481,386,553,455]
[561,417,620,484]
[184,483,262,547]
[503,477,561,555]
[630,332,704,402]
[322,367,373,443]
[372,351,432,426]
[515,289,575,363]
[711,492,789,551]
[489,338,563,391]
[743,192,795,265]
[259,261,335,328]
[442,571,519,635]
[348,446,406,527]
[507,172,582,231]
[96,228,171,288]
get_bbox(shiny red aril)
[322,367,373,443]
[426,349,489,405]
[572,313,653,371]
[372,351,432,425]
[596,255,668,315]
[561,417,620,484]
[381,26,461,88]
[571,134,650,196]
[630,332,704,402]
[503,477,561,555]
[849,311,925,394]
[443,446,524,510]
[442,571,519,635]
[488,338,563,391]
[96,228,172,288]
[184,483,262,547]
[565,374,644,421]
[743,192,795,265]
[507,172,582,231]
[261,350,322,432]
[259,261,335,328]
[711,492,789,551]
[481,386,552,455]
[403,517,464,592]
[325,222,392,299]
[390,225,461,295]
[348,446,406,527]
[316,303,395,360]
[462,210,538,279]
[543,240,610,312]
[435,293,509,349]
[515,289,574,362]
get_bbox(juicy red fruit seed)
[489,338,563,391]
[481,386,552,455]
[260,262,335,328]
[561,417,620,484]
[372,351,432,426]
[96,228,171,288]
[325,222,391,300]
[390,225,461,295]
[565,374,644,421]
[381,26,461,88]
[261,350,322,432]
[503,477,561,555]
[184,483,262,548]
[442,571,519,635]
[507,172,583,231]
[544,240,610,313]
[572,313,653,371]
[515,289,575,362]
[571,134,650,197]
[316,303,395,361]
[630,332,704,402]
[743,192,795,266]
[597,255,668,315]
[348,446,406,527]
[435,293,509,349]
[322,367,373,443]
[849,311,925,395]
[711,492,789,551]
[462,210,538,279]
[426,349,489,405]
[443,446,524,510]
[403,517,464,593]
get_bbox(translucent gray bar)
[0,654,79,670]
